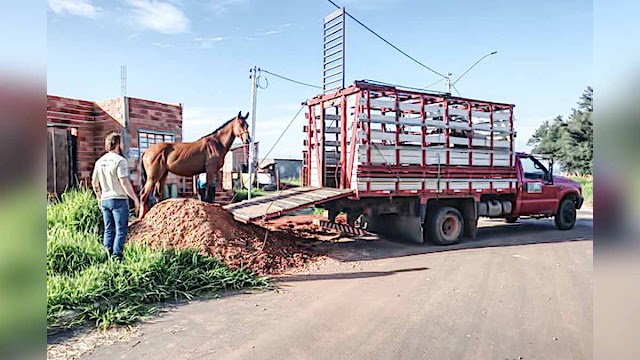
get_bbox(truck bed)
[303,80,517,198]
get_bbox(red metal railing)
[303,81,516,198]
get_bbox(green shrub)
[233,188,266,202]
[570,176,593,205]
[47,189,269,333]
[47,188,103,234]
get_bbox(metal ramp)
[223,187,354,223]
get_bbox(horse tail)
[139,152,147,196]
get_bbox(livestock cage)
[302,80,518,199]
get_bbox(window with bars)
[138,131,175,152]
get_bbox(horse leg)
[154,172,168,202]
[139,160,166,219]
[139,180,155,219]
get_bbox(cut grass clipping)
[47,188,269,333]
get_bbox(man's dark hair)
[105,132,122,152]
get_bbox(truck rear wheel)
[427,206,464,245]
[555,198,577,230]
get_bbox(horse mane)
[200,116,237,139]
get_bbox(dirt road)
[83,210,592,360]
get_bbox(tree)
[527,87,593,175]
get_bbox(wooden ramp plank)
[223,187,354,223]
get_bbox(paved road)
[85,211,592,360]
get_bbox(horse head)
[234,111,251,144]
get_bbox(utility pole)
[444,72,452,94]
[247,66,259,200]
[120,65,130,158]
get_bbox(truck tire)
[427,206,464,245]
[555,198,577,230]
[505,216,519,223]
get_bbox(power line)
[325,0,446,80]
[425,77,446,89]
[451,83,462,96]
[256,105,306,169]
[260,69,323,89]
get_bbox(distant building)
[221,142,257,191]
[259,158,303,183]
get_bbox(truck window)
[521,156,547,180]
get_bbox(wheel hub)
[563,207,576,223]
[441,215,461,240]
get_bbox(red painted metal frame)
[345,92,361,189]
[340,95,347,188]
[303,81,516,199]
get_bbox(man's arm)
[91,166,101,205]
[116,159,140,209]
[119,176,140,208]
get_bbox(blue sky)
[47,0,592,157]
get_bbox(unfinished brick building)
[47,95,193,197]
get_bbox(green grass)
[570,176,593,206]
[280,178,301,187]
[311,207,326,216]
[232,188,266,202]
[47,188,269,333]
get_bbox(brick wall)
[95,98,125,127]
[47,96,100,182]
[125,97,192,194]
[47,95,193,196]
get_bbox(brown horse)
[138,111,251,218]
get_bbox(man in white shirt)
[92,132,140,261]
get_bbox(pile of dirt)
[128,198,321,275]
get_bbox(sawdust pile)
[128,198,320,274]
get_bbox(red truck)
[225,80,583,245]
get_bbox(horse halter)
[238,130,251,143]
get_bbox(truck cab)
[511,152,584,229]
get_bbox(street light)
[446,51,498,94]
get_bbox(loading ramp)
[223,187,354,223]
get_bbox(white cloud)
[193,36,228,48]
[209,0,245,14]
[126,0,189,34]
[48,0,99,18]
[151,42,172,48]
[251,23,292,38]
[256,29,281,36]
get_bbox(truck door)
[518,155,559,215]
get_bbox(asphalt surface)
[84,210,592,360]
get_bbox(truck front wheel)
[427,206,464,245]
[555,198,577,230]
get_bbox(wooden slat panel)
[358,145,513,167]
[223,187,354,222]
[359,113,513,134]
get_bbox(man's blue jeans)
[101,198,129,259]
